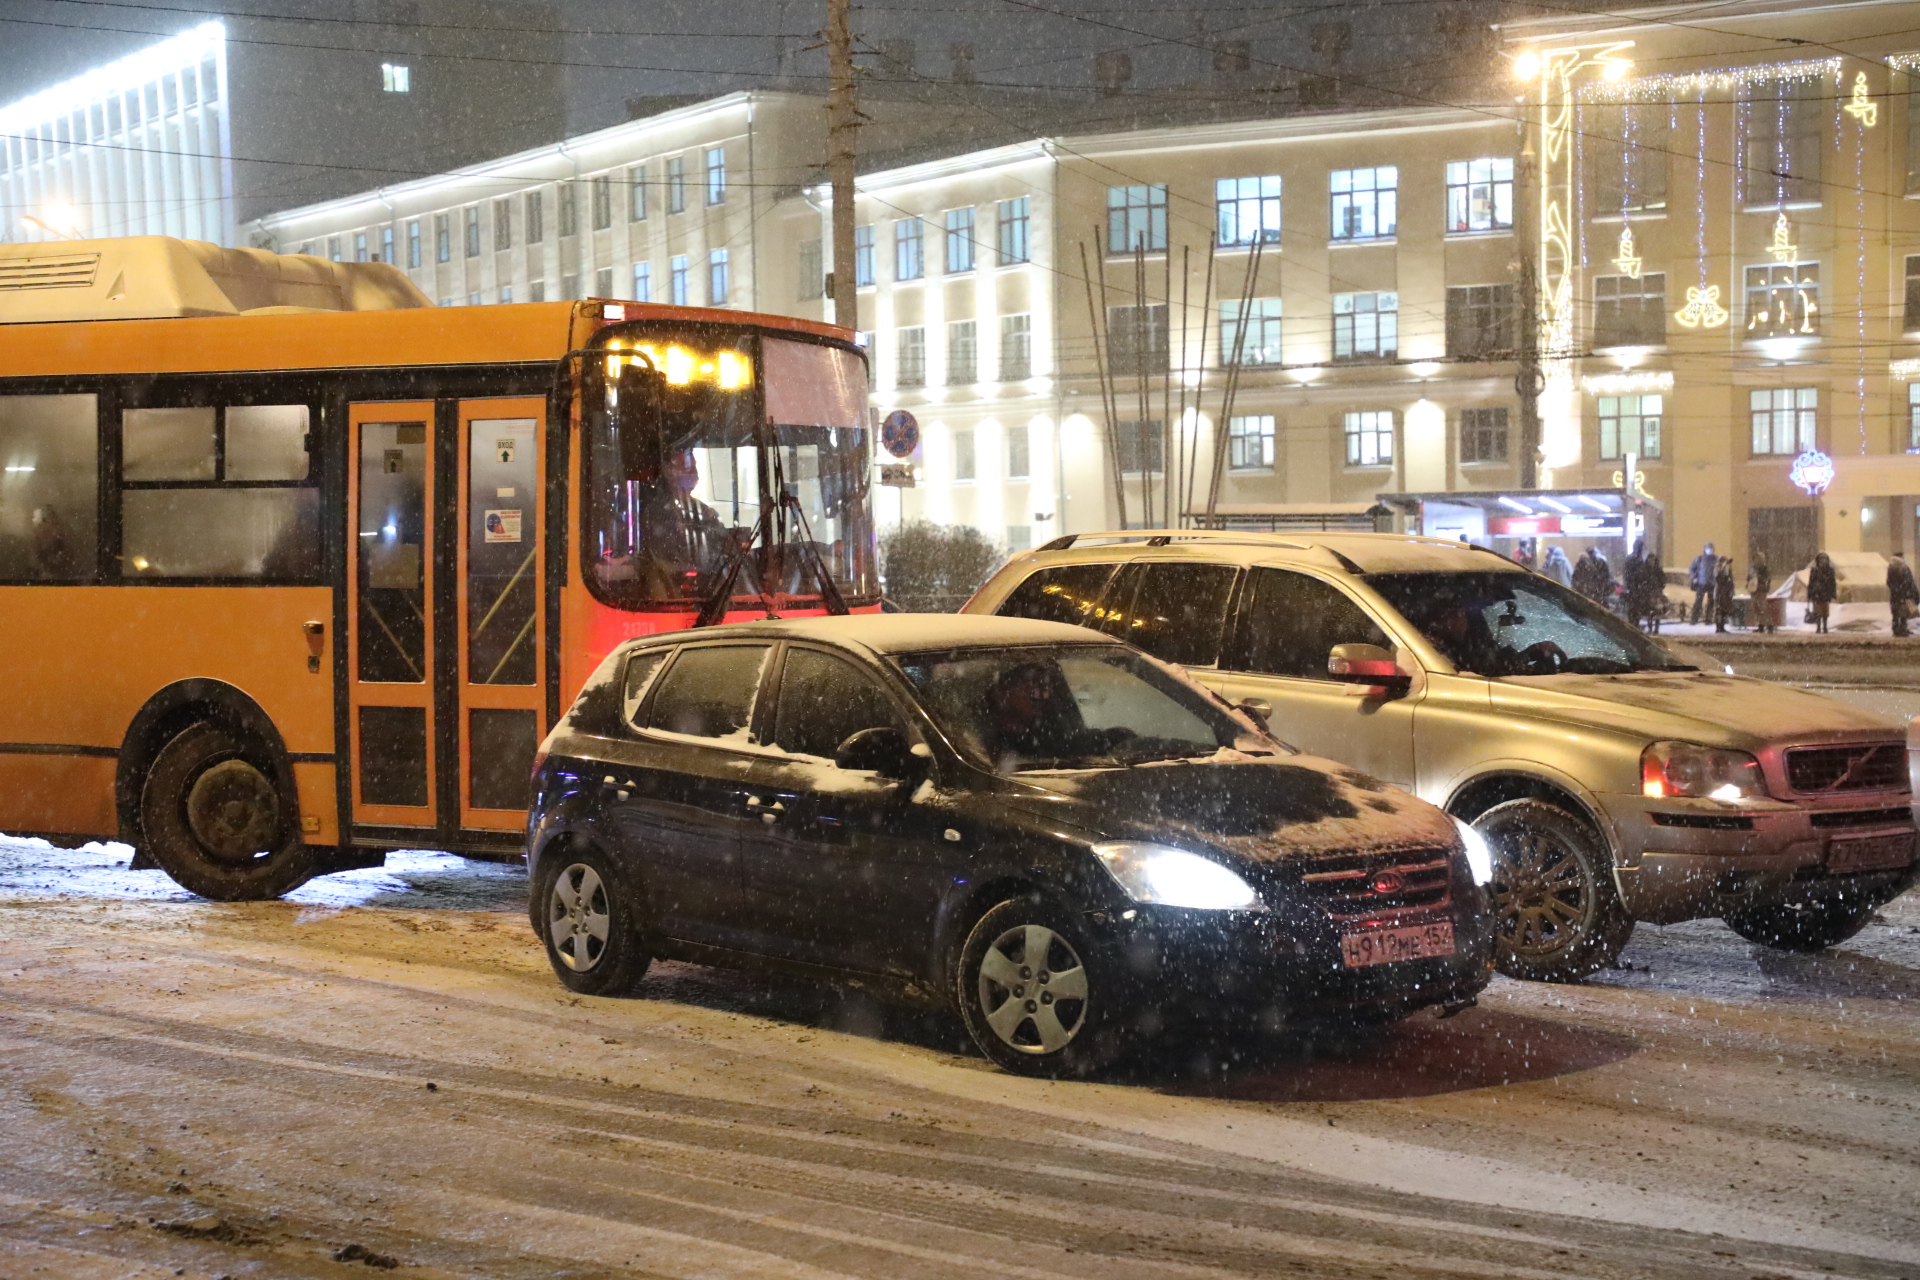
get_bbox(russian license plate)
[1827,830,1916,874]
[1340,920,1456,969]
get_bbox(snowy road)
[0,840,1916,1279]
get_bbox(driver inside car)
[1419,594,1567,676]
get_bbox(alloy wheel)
[1491,826,1592,957]
[549,863,611,973]
[974,923,1089,1054]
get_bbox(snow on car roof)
[649,613,1114,655]
[1013,530,1525,576]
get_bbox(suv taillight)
[529,750,549,783]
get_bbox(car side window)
[642,644,773,741]
[995,563,1117,627]
[773,648,908,762]
[1230,567,1391,681]
[1123,563,1241,666]
[620,648,672,727]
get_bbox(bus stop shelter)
[1377,487,1664,563]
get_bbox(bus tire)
[139,722,317,901]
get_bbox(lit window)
[1749,388,1815,456]
[381,63,410,93]
[706,147,726,205]
[1330,167,1397,240]
[1445,158,1513,232]
[1228,415,1275,470]
[1107,185,1167,253]
[1745,262,1820,338]
[944,208,975,274]
[895,218,924,281]
[1601,394,1664,460]
[998,197,1030,265]
[853,225,875,287]
[1220,298,1282,366]
[380,226,394,263]
[633,262,651,302]
[406,221,420,268]
[1217,175,1281,246]
[670,255,689,305]
[709,249,729,305]
[354,232,368,263]
[1333,292,1397,360]
[434,215,449,263]
[1344,410,1394,466]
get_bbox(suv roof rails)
[1035,529,1315,553]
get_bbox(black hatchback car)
[527,616,1494,1075]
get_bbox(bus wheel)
[140,723,317,901]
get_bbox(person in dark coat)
[1688,542,1716,624]
[1748,553,1774,634]
[1627,539,1663,632]
[1572,546,1614,606]
[1889,552,1919,637]
[1542,545,1574,587]
[1713,555,1737,633]
[1807,551,1837,635]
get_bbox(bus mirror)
[615,366,665,482]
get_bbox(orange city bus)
[0,237,877,900]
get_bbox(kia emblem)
[1371,869,1405,895]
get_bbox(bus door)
[454,398,546,831]
[347,403,438,830]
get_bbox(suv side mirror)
[833,726,926,779]
[1328,643,1412,694]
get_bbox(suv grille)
[1297,847,1452,919]
[1785,743,1908,794]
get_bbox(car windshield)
[1365,571,1696,677]
[892,644,1273,774]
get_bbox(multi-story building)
[3,2,564,246]
[811,109,1526,551]
[1502,0,1920,571]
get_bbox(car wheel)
[1724,898,1875,952]
[1474,799,1633,983]
[139,723,317,901]
[954,898,1116,1077]
[535,844,651,996]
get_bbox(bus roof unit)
[0,236,431,325]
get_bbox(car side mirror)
[833,726,926,779]
[1327,643,1411,694]
[615,363,666,482]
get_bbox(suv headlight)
[1641,741,1765,800]
[1092,842,1262,911]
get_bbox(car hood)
[995,750,1459,864]
[1493,671,1902,746]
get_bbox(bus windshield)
[583,327,877,609]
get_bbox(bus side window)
[0,394,99,582]
[121,403,319,581]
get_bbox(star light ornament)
[1675,285,1729,329]
[1843,72,1877,127]
[1611,226,1642,279]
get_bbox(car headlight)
[1092,842,1262,911]
[1641,741,1765,801]
[1452,818,1493,886]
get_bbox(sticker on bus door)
[495,438,517,464]
[484,509,523,543]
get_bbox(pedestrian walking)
[1688,541,1716,624]
[1747,553,1774,634]
[1572,545,1614,606]
[1889,551,1919,637]
[1627,538,1664,632]
[1807,550,1837,635]
[1713,555,1737,633]
[1542,544,1574,587]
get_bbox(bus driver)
[635,447,726,595]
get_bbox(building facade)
[1504,0,1920,572]
[3,1,565,247]
[818,109,1527,550]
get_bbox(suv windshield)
[1365,571,1695,677]
[894,644,1272,773]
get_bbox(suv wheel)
[1724,898,1875,952]
[1474,799,1633,983]
[534,844,652,996]
[955,898,1117,1077]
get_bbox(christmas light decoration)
[1611,225,1642,278]
[1789,449,1835,497]
[1889,359,1920,381]
[1766,211,1799,263]
[1843,71,1878,126]
[1675,285,1729,329]
[1582,371,1673,396]
[1583,55,1840,103]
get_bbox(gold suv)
[967,530,1918,981]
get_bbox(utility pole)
[827,0,859,333]
[1514,106,1542,490]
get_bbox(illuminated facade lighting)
[0,21,232,245]
[1843,71,1877,126]
[1580,371,1674,396]
[1888,359,1920,381]
[1766,212,1799,264]
[1674,285,1729,329]
[1610,225,1641,279]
